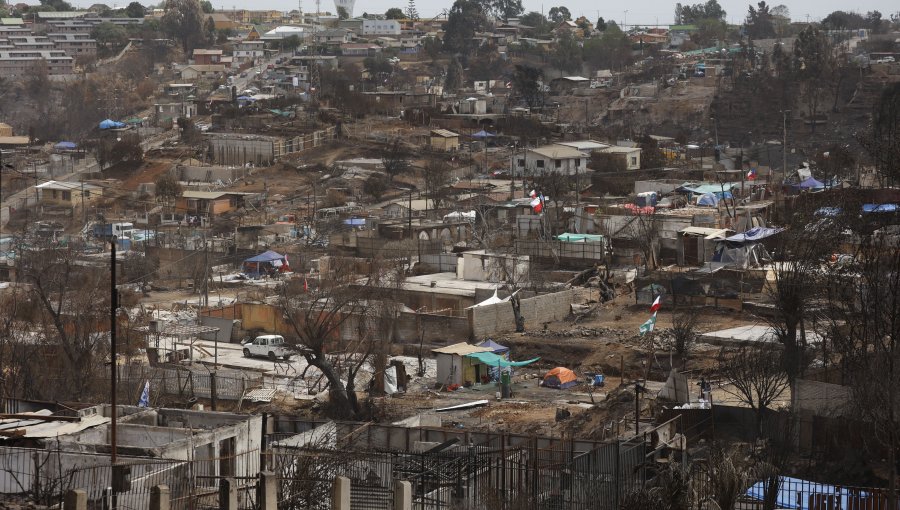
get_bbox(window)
[575,159,581,167]
[555,160,562,169]
[517,159,525,167]
[536,160,545,168]
[631,156,637,166]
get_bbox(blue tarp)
[54,141,77,150]
[471,130,496,138]
[344,218,366,226]
[724,226,783,244]
[464,351,538,367]
[745,476,868,510]
[556,233,605,242]
[862,203,898,213]
[678,182,738,195]
[796,177,825,189]
[697,193,720,207]
[244,250,285,263]
[477,339,509,354]
[99,119,126,130]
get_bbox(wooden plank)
[0,413,80,422]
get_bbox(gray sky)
[80,0,897,27]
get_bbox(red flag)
[650,295,661,313]
[747,167,757,181]
[303,278,308,292]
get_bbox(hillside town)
[0,0,899,508]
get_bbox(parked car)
[242,335,292,361]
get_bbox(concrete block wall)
[469,289,577,338]
[394,312,469,344]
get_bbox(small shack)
[432,342,492,387]
[242,250,290,278]
[429,129,460,152]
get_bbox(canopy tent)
[99,119,126,130]
[477,339,509,354]
[464,351,539,368]
[556,233,605,243]
[54,141,77,150]
[713,227,782,268]
[471,130,496,138]
[542,367,578,389]
[795,177,825,190]
[242,250,290,277]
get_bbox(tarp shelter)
[467,289,513,309]
[745,476,868,510]
[556,233,605,242]
[714,227,783,268]
[471,130,496,138]
[54,141,76,150]
[697,193,720,207]
[98,119,126,130]
[542,367,578,389]
[242,250,290,277]
[432,342,493,387]
[464,351,539,368]
[795,177,824,190]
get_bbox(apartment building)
[0,50,74,77]
[47,33,97,57]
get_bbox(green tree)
[405,0,418,20]
[39,0,74,11]
[336,5,348,19]
[793,26,834,132]
[161,0,204,53]
[282,34,302,50]
[483,0,523,20]
[442,0,488,56]
[511,64,544,107]
[553,30,581,74]
[678,0,726,23]
[444,56,464,90]
[520,11,551,36]
[155,172,182,204]
[595,16,606,31]
[203,15,216,45]
[91,21,127,49]
[638,135,666,169]
[124,1,145,17]
[583,22,633,70]
[745,1,776,39]
[548,5,570,23]
[199,0,212,12]
[692,17,726,46]
[384,7,404,19]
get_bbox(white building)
[521,145,589,176]
[596,145,642,170]
[362,19,401,36]
[232,40,265,64]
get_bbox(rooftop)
[528,145,588,159]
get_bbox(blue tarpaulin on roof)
[678,183,738,195]
[54,141,77,150]
[244,250,285,263]
[724,227,783,243]
[464,351,539,367]
[471,130,496,138]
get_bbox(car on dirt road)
[242,335,292,361]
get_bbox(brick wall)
[394,311,470,344]
[468,289,577,338]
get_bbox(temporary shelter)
[542,367,578,389]
[712,227,782,268]
[697,193,720,207]
[432,342,493,386]
[795,177,825,190]
[477,339,509,355]
[471,130,496,138]
[242,250,290,277]
[98,119,126,130]
[54,141,77,150]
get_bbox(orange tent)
[542,367,578,389]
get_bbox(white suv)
[242,335,292,361]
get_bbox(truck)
[242,335,292,361]
[92,222,134,239]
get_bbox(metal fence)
[109,364,264,404]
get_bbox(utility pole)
[407,188,412,239]
[781,110,790,176]
[263,178,268,224]
[109,237,118,467]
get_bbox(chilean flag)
[747,167,757,181]
[650,295,661,313]
[530,193,545,213]
[529,189,537,198]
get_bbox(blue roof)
[796,177,825,189]
[745,476,869,509]
[678,182,739,195]
[724,226,783,243]
[478,339,509,353]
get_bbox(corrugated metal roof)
[430,129,459,138]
